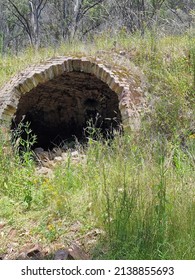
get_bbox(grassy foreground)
[0,31,195,259]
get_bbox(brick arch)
[0,56,145,146]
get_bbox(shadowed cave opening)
[11,72,122,150]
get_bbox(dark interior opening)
[11,71,122,150]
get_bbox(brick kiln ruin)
[0,56,146,149]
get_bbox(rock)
[17,245,42,260]
[26,245,41,259]
[54,156,63,163]
[35,151,50,162]
[119,50,126,56]
[61,152,68,160]
[36,167,49,175]
[17,252,27,260]
[34,147,44,153]
[61,143,69,151]
[64,141,75,150]
[42,152,50,161]
[68,243,90,260]
[54,249,69,260]
[36,167,53,178]
[71,151,79,157]
[41,160,55,169]
[72,158,80,164]
[70,221,82,232]
[52,147,62,157]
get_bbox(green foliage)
[12,120,37,154]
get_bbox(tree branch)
[165,4,185,24]
[81,0,104,17]
[7,0,32,36]
[37,0,48,18]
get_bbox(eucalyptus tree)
[4,0,48,49]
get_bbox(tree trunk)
[29,0,40,49]
[70,0,82,41]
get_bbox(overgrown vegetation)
[0,31,195,259]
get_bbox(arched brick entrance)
[0,56,145,148]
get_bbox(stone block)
[95,64,105,80]
[2,108,15,121]
[72,59,82,72]
[23,76,37,91]
[90,63,98,76]
[100,69,112,83]
[33,71,46,85]
[44,67,55,80]
[80,60,92,73]
[114,84,124,95]
[50,64,59,77]
[66,59,74,72]
[55,63,66,75]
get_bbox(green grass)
[0,31,195,259]
[0,130,194,259]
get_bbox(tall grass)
[0,127,194,259]
[83,132,195,259]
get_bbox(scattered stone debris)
[54,249,69,260]
[53,243,90,260]
[119,50,126,56]
[26,245,42,259]
[16,244,42,260]
[68,243,90,260]
[0,224,104,260]
[36,166,54,178]
[2,243,90,260]
[34,146,87,177]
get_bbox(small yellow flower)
[47,224,54,230]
